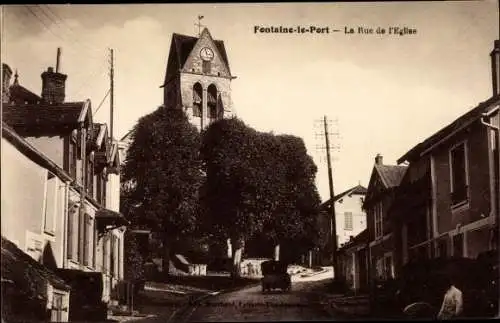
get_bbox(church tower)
[161,28,236,131]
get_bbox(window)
[67,202,79,262]
[51,292,66,322]
[68,139,77,179]
[103,235,109,273]
[209,105,217,119]
[96,172,107,206]
[202,61,211,74]
[207,84,218,122]
[192,83,202,118]
[375,257,384,280]
[110,235,116,277]
[450,142,468,206]
[344,212,353,231]
[374,203,383,238]
[453,233,464,257]
[83,214,93,267]
[44,173,57,235]
[384,254,394,279]
[86,155,94,197]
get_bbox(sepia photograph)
[0,1,499,322]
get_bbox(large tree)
[200,117,267,277]
[259,134,321,262]
[200,117,321,274]
[121,106,203,274]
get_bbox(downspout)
[481,108,500,319]
[63,180,70,268]
[79,121,87,267]
[481,108,499,225]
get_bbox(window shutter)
[67,212,73,260]
[83,214,89,266]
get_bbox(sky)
[2,2,499,202]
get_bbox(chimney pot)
[491,39,500,96]
[375,154,383,165]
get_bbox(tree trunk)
[227,238,233,258]
[162,236,170,279]
[274,244,280,261]
[231,236,245,279]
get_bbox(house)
[2,56,128,320]
[337,229,369,293]
[1,122,72,322]
[363,154,407,282]
[387,157,433,275]
[391,39,500,275]
[317,184,367,265]
[397,95,499,261]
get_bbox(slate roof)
[3,101,87,128]
[9,84,42,104]
[321,184,367,209]
[1,236,71,301]
[170,31,231,75]
[339,229,368,252]
[398,95,500,163]
[375,164,408,188]
[91,123,108,148]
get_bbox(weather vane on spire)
[195,15,205,36]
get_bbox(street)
[185,282,332,322]
[181,268,336,322]
[123,268,339,323]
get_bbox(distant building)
[317,184,367,265]
[161,27,236,131]
[364,154,407,282]
[337,229,369,292]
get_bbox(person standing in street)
[437,276,463,320]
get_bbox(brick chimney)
[41,48,67,104]
[41,67,67,104]
[2,63,12,104]
[491,39,500,96]
[375,153,383,165]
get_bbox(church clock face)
[200,47,214,61]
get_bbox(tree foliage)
[200,117,321,258]
[121,106,203,243]
[124,231,145,282]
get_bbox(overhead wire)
[21,5,110,100]
[93,89,111,117]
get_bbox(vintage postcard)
[1,2,499,322]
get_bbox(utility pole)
[315,116,340,281]
[109,48,114,141]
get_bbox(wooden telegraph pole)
[315,116,340,282]
[109,48,114,140]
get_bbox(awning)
[1,236,70,302]
[95,209,129,233]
